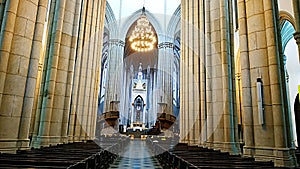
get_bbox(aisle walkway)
[109,140,162,169]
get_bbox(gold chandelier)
[129,7,157,52]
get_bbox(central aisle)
[109,139,162,169]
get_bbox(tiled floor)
[109,140,162,169]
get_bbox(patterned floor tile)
[109,140,162,169]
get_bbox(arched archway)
[133,95,145,123]
[123,16,158,69]
[118,12,159,130]
[120,8,163,43]
[279,11,296,29]
[280,18,300,147]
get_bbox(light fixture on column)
[129,7,156,52]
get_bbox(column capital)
[294,32,300,44]
[158,42,173,49]
[109,39,125,47]
[293,32,300,62]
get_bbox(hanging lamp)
[129,7,157,52]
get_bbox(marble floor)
[109,140,162,169]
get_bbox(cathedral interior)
[0,0,300,168]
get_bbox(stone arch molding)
[279,11,296,28]
[119,9,163,43]
[280,20,296,52]
[105,2,118,38]
[105,2,181,43]
[167,5,181,37]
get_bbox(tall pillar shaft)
[33,0,67,147]
[157,42,173,116]
[19,0,49,150]
[181,0,239,153]
[205,0,213,148]
[180,0,198,145]
[180,0,187,143]
[104,39,124,113]
[70,0,106,142]
[0,0,39,153]
[0,0,106,153]
[31,0,106,146]
[199,0,207,146]
[69,0,87,142]
[237,0,254,157]
[120,65,130,126]
[240,0,297,166]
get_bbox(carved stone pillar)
[0,0,39,153]
[239,0,297,166]
[157,42,174,115]
[104,39,124,113]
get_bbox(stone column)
[157,42,174,116]
[19,0,49,150]
[246,0,275,159]
[293,0,300,62]
[31,0,67,147]
[237,0,254,157]
[152,65,158,124]
[181,0,239,152]
[221,0,240,154]
[75,0,106,141]
[120,64,129,127]
[30,0,55,147]
[91,0,106,139]
[0,0,39,153]
[199,0,208,146]
[82,0,101,140]
[180,0,203,145]
[78,0,93,141]
[209,0,225,150]
[187,0,195,145]
[95,0,106,138]
[205,0,214,148]
[0,0,19,106]
[242,0,296,166]
[147,68,155,126]
[29,0,52,143]
[71,0,88,141]
[59,0,78,144]
[190,0,201,145]
[104,39,124,113]
[68,0,87,142]
[180,0,189,143]
[264,0,296,166]
[32,0,81,146]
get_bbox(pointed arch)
[119,9,163,42]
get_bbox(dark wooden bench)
[147,138,275,169]
[0,137,129,169]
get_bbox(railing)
[157,113,176,123]
[101,111,119,120]
[99,111,120,127]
